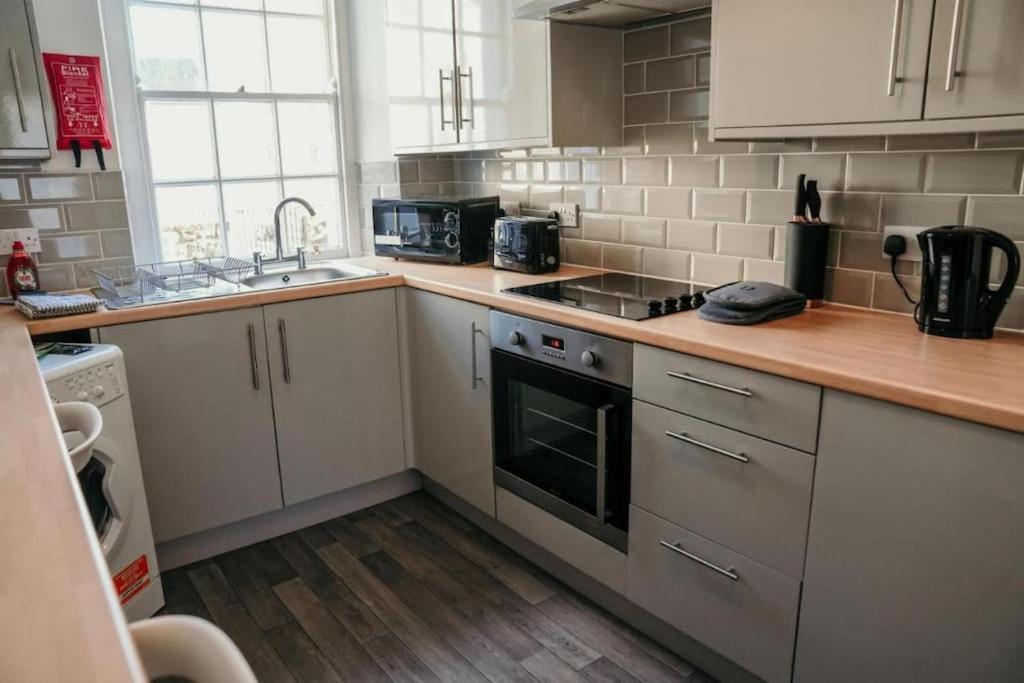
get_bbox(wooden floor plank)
[239,540,299,586]
[359,548,539,683]
[160,566,214,621]
[273,577,385,681]
[297,524,336,550]
[187,563,296,683]
[520,649,588,683]
[322,516,381,558]
[371,501,413,527]
[396,520,600,671]
[216,549,293,631]
[266,621,343,683]
[364,632,443,683]
[537,595,688,683]
[317,541,487,683]
[272,532,389,644]
[578,657,643,683]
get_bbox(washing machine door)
[74,434,132,558]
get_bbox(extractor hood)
[515,0,710,28]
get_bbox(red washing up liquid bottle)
[6,240,39,298]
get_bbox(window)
[121,0,348,262]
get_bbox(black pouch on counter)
[698,281,807,325]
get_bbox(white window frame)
[99,0,362,265]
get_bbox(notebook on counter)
[15,293,102,320]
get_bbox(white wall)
[31,0,120,171]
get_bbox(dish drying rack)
[91,257,256,309]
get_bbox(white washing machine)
[39,344,164,621]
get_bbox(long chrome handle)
[471,321,485,389]
[278,318,291,384]
[438,69,455,131]
[886,0,905,96]
[660,541,739,581]
[458,66,475,130]
[247,323,260,391]
[666,370,752,397]
[665,430,750,464]
[945,0,966,91]
[8,48,28,132]
[595,404,612,523]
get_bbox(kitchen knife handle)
[886,0,905,96]
[945,0,965,91]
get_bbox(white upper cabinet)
[925,0,1024,120]
[0,0,49,158]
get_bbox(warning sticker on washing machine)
[113,555,150,605]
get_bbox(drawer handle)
[665,430,750,464]
[666,371,752,398]
[660,540,739,581]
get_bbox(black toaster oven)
[493,216,560,274]
[372,196,499,264]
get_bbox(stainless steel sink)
[240,264,385,291]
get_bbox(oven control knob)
[444,231,460,249]
[581,350,599,368]
[507,331,525,346]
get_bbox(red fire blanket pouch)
[41,53,112,170]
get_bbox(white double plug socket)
[549,203,579,228]
[0,228,41,255]
[881,225,924,262]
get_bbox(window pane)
[214,101,278,178]
[155,185,222,260]
[283,177,341,250]
[202,11,269,92]
[268,16,330,93]
[200,0,261,8]
[265,0,322,14]
[278,102,335,175]
[130,5,205,91]
[222,181,281,257]
[145,101,216,181]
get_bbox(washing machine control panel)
[49,362,124,407]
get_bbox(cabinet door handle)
[660,540,739,581]
[885,0,905,96]
[8,48,28,132]
[666,370,752,397]
[665,430,750,463]
[471,321,485,389]
[439,69,456,131]
[945,0,966,91]
[458,66,475,130]
[595,404,613,523]
[278,318,291,384]
[247,323,260,391]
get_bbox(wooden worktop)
[3,256,1023,681]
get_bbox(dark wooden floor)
[160,491,715,682]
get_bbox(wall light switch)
[0,229,41,255]
[882,225,925,262]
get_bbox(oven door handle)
[595,404,614,524]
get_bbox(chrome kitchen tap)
[253,196,316,274]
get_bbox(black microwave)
[372,196,499,264]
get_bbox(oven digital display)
[542,334,565,351]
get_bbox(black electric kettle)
[917,226,1021,339]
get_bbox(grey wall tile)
[37,264,76,292]
[743,258,785,284]
[0,176,24,203]
[976,130,1024,149]
[564,185,601,212]
[624,157,668,186]
[779,154,846,191]
[548,160,581,183]
[887,133,975,151]
[996,289,1024,330]
[73,258,134,288]
[0,205,63,231]
[694,124,748,154]
[563,238,602,267]
[668,219,715,252]
[358,184,380,207]
[750,139,812,153]
[92,172,125,200]
[872,272,920,314]
[721,155,779,189]
[622,216,666,247]
[717,222,774,259]
[880,194,965,228]
[398,159,419,183]
[66,201,130,231]
[825,268,874,307]
[40,233,102,263]
[644,248,691,280]
[484,160,513,182]
[583,159,622,185]
[692,253,743,285]
[965,196,1024,240]
[646,187,691,218]
[625,25,669,62]
[603,244,643,273]
[645,123,693,154]
[846,153,925,192]
[624,63,645,94]
[820,192,881,231]
[530,184,563,209]
[670,17,711,55]
[924,151,1023,194]
[668,89,709,122]
[27,174,93,202]
[747,190,793,225]
[693,189,745,222]
[625,94,669,125]
[100,230,134,258]
[670,156,718,188]
[603,186,644,214]
[456,160,484,182]
[358,161,398,184]
[646,56,694,91]
[696,53,711,86]
[582,213,622,242]
[838,231,913,274]
[499,183,529,205]
[813,136,886,152]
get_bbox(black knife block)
[784,221,831,307]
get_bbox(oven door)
[492,349,631,551]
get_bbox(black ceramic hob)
[504,273,707,321]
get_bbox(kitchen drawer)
[627,506,800,683]
[632,400,813,579]
[633,345,821,453]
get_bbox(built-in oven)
[490,311,633,551]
